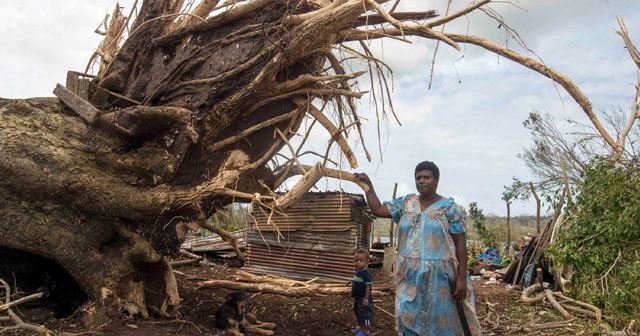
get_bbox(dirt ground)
[4,259,601,336]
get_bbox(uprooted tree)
[1,0,635,320]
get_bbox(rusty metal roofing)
[251,192,368,232]
[244,192,372,282]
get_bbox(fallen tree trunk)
[2,0,629,320]
[197,272,391,297]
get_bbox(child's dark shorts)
[353,301,374,327]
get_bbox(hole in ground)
[0,246,87,318]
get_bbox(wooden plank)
[68,70,97,78]
[65,71,79,94]
[65,71,94,100]
[53,83,99,124]
[77,78,91,100]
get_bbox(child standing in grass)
[351,248,373,336]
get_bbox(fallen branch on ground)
[520,284,602,321]
[510,320,576,333]
[197,271,390,297]
[179,250,204,260]
[0,292,44,312]
[374,305,394,318]
[0,279,51,335]
[170,258,203,267]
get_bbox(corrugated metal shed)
[244,192,372,282]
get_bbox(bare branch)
[168,0,219,32]
[292,97,359,168]
[0,293,44,312]
[616,16,640,70]
[195,219,246,261]
[276,163,326,211]
[618,86,640,152]
[427,0,452,89]
[153,0,272,46]
[275,128,307,173]
[325,52,372,161]
[0,279,51,335]
[96,5,127,77]
[427,0,491,28]
[341,24,461,51]
[352,11,438,27]
[275,164,370,192]
[343,26,619,152]
[270,72,365,95]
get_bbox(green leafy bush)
[468,202,496,247]
[549,158,640,323]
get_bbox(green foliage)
[467,244,480,268]
[208,203,249,233]
[468,202,497,247]
[502,178,531,203]
[549,159,640,323]
[518,111,590,194]
[466,212,541,251]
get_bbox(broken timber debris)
[53,83,99,124]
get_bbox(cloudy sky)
[1,0,638,215]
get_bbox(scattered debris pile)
[181,229,247,266]
[182,230,247,254]
[503,215,559,288]
[477,247,503,267]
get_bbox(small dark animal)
[371,242,390,250]
[215,291,276,336]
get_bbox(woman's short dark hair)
[414,161,440,181]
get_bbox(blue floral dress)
[385,195,481,336]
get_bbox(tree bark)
[0,98,184,317]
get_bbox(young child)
[351,248,373,336]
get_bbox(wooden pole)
[389,183,398,247]
[529,182,541,234]
[506,201,512,255]
[370,218,375,248]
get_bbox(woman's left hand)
[452,276,467,302]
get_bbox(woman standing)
[354,161,481,336]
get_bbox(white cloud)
[0,0,132,98]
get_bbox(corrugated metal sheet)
[251,193,364,232]
[181,229,246,253]
[244,192,372,282]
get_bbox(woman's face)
[415,169,438,195]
